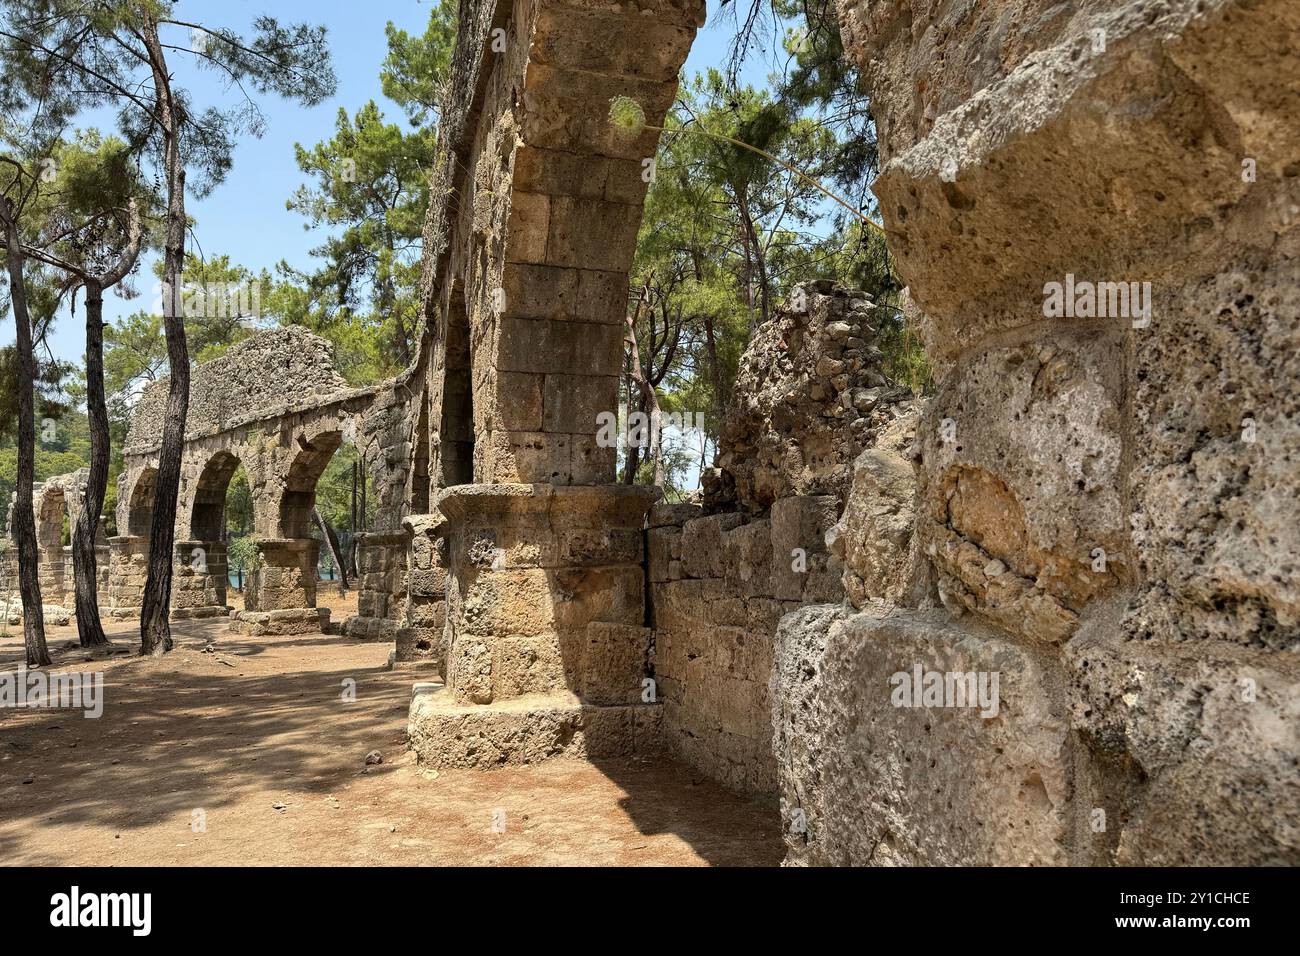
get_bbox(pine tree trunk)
[139,20,189,656]
[314,507,349,593]
[1,200,50,667]
[72,280,110,646]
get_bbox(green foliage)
[625,65,898,490]
[0,2,339,199]
[224,465,254,537]
[226,534,259,574]
[380,0,456,128]
[284,98,433,372]
[314,444,375,533]
[173,254,273,363]
[623,32,921,490]
[772,0,879,214]
[0,446,88,521]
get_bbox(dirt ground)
[0,590,782,866]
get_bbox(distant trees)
[0,1,337,655]
[612,0,926,494]
[281,1,454,380]
[9,134,152,648]
[283,101,432,371]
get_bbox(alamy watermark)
[151,279,262,323]
[889,663,1000,718]
[0,664,103,718]
[50,886,150,936]
[595,408,706,452]
[1043,273,1152,328]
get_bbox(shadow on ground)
[0,618,781,866]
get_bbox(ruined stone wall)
[123,326,352,456]
[716,281,911,512]
[344,531,409,640]
[770,0,1300,866]
[649,283,916,796]
[2,471,109,611]
[650,498,843,796]
[395,513,449,669]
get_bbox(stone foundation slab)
[407,684,662,768]
[229,606,330,636]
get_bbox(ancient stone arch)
[115,325,408,633]
[1,469,111,610]
[3,0,1289,868]
[396,0,1298,868]
[400,0,704,761]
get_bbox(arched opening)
[439,286,474,486]
[280,432,343,539]
[127,469,157,538]
[191,451,241,541]
[311,440,376,585]
[174,452,244,619]
[223,464,255,595]
[244,429,376,629]
[36,486,70,605]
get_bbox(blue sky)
[8,0,784,364]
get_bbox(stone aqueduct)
[6,0,1298,865]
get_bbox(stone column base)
[407,683,662,767]
[173,606,232,621]
[171,539,231,620]
[406,483,661,768]
[342,530,408,640]
[395,512,449,669]
[233,537,325,634]
[395,622,444,666]
[229,606,330,636]
[105,535,149,618]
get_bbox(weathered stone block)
[722,518,772,599]
[647,527,679,583]
[1065,628,1300,865]
[680,512,744,579]
[495,371,544,432]
[582,622,652,706]
[505,190,549,265]
[648,500,701,528]
[542,373,617,434]
[773,605,1070,866]
[770,495,839,601]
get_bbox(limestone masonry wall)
[123,326,355,456]
[649,282,916,796]
[768,0,1300,865]
[649,498,841,796]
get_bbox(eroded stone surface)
[766,0,1300,866]
[717,281,913,512]
[773,605,1072,866]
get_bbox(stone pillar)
[170,539,230,620]
[408,484,661,766]
[395,513,449,670]
[37,545,64,608]
[105,535,149,619]
[60,545,75,606]
[231,538,327,636]
[343,530,408,640]
[96,543,110,598]
[405,0,701,766]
